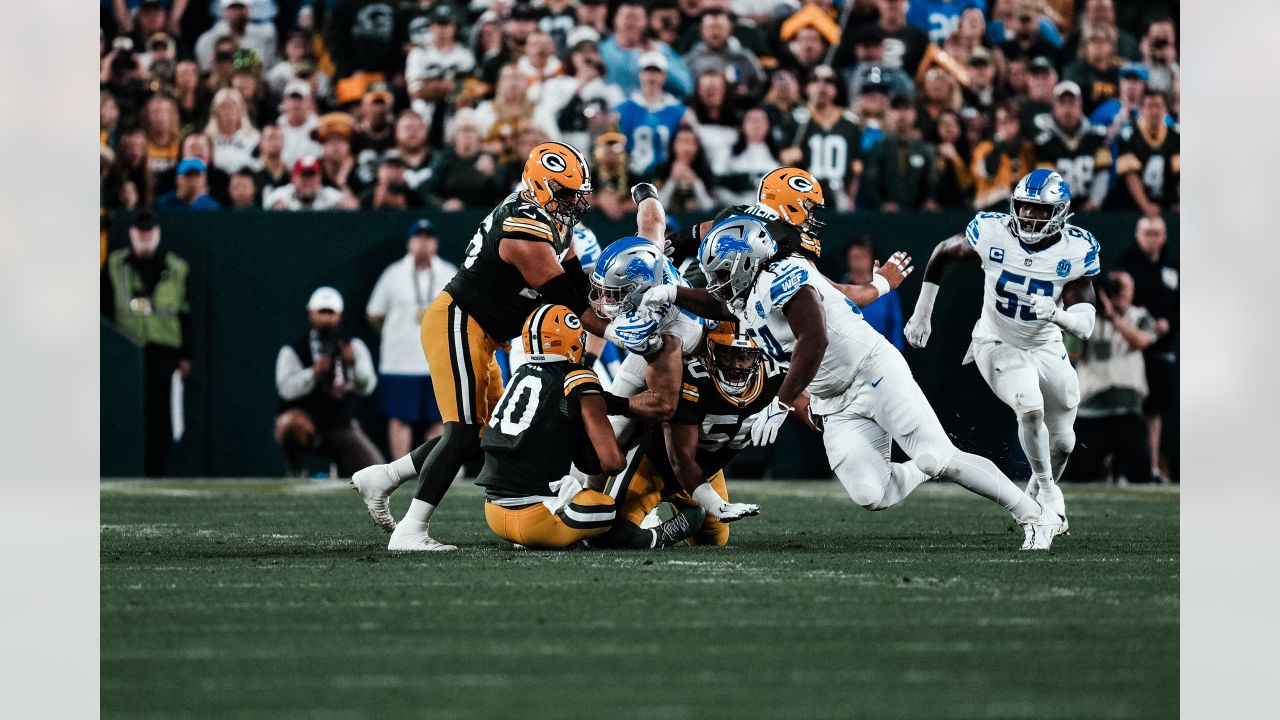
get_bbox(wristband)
[691,483,726,517]
[631,182,658,204]
[914,281,940,316]
[870,273,891,298]
[602,391,632,416]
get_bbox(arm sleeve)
[560,255,590,300]
[538,271,589,316]
[275,346,316,401]
[351,339,378,396]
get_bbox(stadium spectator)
[227,169,259,209]
[101,211,192,477]
[780,65,861,211]
[204,35,241,95]
[205,88,261,174]
[874,0,929,77]
[477,2,543,86]
[253,124,291,201]
[962,47,998,115]
[265,156,353,210]
[141,31,176,79]
[358,151,424,209]
[843,235,904,350]
[970,101,1035,209]
[1091,62,1149,142]
[682,8,766,98]
[278,79,322,167]
[325,0,399,81]
[916,68,963,140]
[853,72,891,153]
[654,127,717,213]
[473,64,544,144]
[844,28,913,104]
[1063,24,1121,114]
[761,68,802,133]
[313,113,360,197]
[648,0,683,49]
[393,110,434,192]
[616,51,686,180]
[469,11,506,74]
[405,5,475,119]
[228,48,272,124]
[1066,0,1140,61]
[158,132,232,206]
[104,129,154,210]
[533,27,624,152]
[350,86,397,192]
[1138,17,1178,95]
[591,131,632,220]
[861,95,940,212]
[995,0,1061,65]
[1114,90,1179,216]
[516,31,562,98]
[600,0,693,98]
[366,220,458,458]
[1119,215,1178,483]
[1065,271,1160,485]
[117,0,172,47]
[575,0,609,35]
[678,0,771,57]
[422,109,508,211]
[538,0,580,52]
[687,70,740,175]
[779,25,829,80]
[1033,81,1112,211]
[274,287,383,478]
[195,0,278,71]
[143,95,181,175]
[172,60,209,132]
[265,30,331,101]
[906,0,985,44]
[155,157,222,210]
[717,107,781,206]
[932,110,974,209]
[1018,56,1057,139]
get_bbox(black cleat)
[656,507,706,548]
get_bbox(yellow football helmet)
[704,321,764,405]
[522,141,593,227]
[757,167,826,253]
[522,304,588,364]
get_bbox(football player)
[642,216,1065,550]
[354,142,613,551]
[904,169,1100,536]
[477,305,701,550]
[600,322,772,547]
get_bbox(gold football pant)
[421,290,505,425]
[611,455,730,546]
[484,489,617,549]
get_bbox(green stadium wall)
[101,210,1178,479]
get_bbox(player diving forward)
[904,170,1100,533]
[476,304,700,550]
[642,216,1066,550]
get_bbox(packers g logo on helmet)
[523,142,592,228]
[522,304,587,365]
[757,167,826,253]
[786,174,815,193]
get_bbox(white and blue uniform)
[742,256,957,509]
[962,211,1099,426]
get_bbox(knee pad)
[914,443,959,479]
[1051,429,1076,455]
[846,480,889,510]
[1016,405,1045,427]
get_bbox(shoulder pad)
[563,366,602,396]
[767,258,811,307]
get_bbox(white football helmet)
[1010,169,1073,244]
[698,216,778,311]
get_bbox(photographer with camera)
[274,287,382,478]
[533,28,624,153]
[1064,271,1164,485]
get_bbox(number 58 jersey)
[965,212,1101,350]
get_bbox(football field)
[101,479,1178,719]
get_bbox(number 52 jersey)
[965,212,1100,350]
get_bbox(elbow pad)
[602,391,632,417]
[537,271,588,316]
[1055,303,1097,340]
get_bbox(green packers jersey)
[783,112,862,204]
[476,361,602,500]
[1115,124,1180,208]
[445,192,574,341]
[638,355,784,488]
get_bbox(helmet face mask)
[705,322,763,400]
[589,236,662,320]
[522,142,592,226]
[699,217,779,312]
[1010,169,1072,244]
[546,180,592,227]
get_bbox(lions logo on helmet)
[699,216,778,311]
[522,304,588,364]
[522,142,593,228]
[1010,169,1073,244]
[758,167,826,237]
[704,321,765,406]
[588,236,664,319]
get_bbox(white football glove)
[691,483,760,522]
[638,284,677,313]
[1029,295,1059,321]
[748,397,792,446]
[605,310,661,355]
[904,314,932,349]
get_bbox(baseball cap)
[852,24,886,47]
[567,26,601,51]
[363,81,393,105]
[810,64,838,83]
[307,287,344,314]
[510,2,542,21]
[293,155,321,174]
[408,219,437,238]
[381,149,406,166]
[638,50,668,73]
[311,112,357,142]
[221,0,248,9]
[1118,62,1149,81]
[284,79,312,98]
[968,46,992,66]
[132,210,158,231]
[859,66,892,94]
[430,4,457,24]
[1053,80,1082,99]
[1028,56,1055,74]
[176,157,207,175]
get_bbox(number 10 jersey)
[965,212,1101,350]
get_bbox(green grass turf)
[101,479,1178,720]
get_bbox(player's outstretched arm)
[640,285,737,321]
[664,423,760,522]
[622,335,683,421]
[581,393,626,476]
[632,183,667,249]
[749,287,827,446]
[904,234,980,348]
[832,251,914,307]
[1030,275,1098,340]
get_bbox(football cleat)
[351,464,400,533]
[387,521,458,552]
[656,507,706,548]
[1020,507,1067,551]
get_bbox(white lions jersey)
[740,256,885,401]
[966,212,1100,350]
[625,257,708,355]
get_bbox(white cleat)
[351,464,400,533]
[1021,507,1067,551]
[387,521,457,552]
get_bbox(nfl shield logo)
[989,248,1004,263]
[1056,259,1072,277]
[1024,257,1033,267]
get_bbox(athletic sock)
[943,450,1041,523]
[403,498,437,526]
[1017,413,1053,488]
[388,453,417,483]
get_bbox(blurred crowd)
[100,0,1180,218]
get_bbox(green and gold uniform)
[611,355,783,546]
[476,361,617,549]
